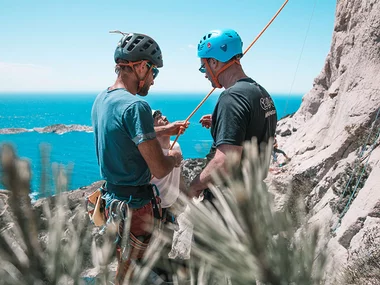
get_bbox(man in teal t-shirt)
[92,88,156,207]
[91,32,187,285]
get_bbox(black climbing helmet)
[114,33,163,68]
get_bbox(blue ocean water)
[0,92,302,195]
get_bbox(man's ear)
[210,58,221,69]
[134,61,146,73]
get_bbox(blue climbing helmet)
[197,29,243,62]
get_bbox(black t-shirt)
[207,77,277,160]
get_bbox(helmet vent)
[127,43,135,51]
[121,36,131,48]
[142,42,151,50]
[208,33,212,38]
[134,36,144,44]
[151,49,157,55]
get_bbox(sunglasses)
[199,62,206,73]
[146,62,159,79]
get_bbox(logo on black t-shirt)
[260,97,275,110]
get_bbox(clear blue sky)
[0,0,336,95]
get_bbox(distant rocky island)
[0,124,93,135]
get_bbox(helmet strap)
[118,61,153,94]
[205,59,241,89]
[136,64,153,94]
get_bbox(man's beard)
[207,75,217,88]
[137,81,151,96]
[210,79,218,88]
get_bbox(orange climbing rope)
[170,0,289,150]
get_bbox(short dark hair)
[153,110,162,119]
[115,59,132,75]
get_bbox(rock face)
[181,158,207,187]
[272,0,380,283]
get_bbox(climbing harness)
[170,0,290,150]
[86,182,163,260]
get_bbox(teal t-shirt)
[91,88,156,206]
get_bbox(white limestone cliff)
[270,0,380,283]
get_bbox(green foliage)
[0,141,327,285]
[173,139,326,285]
[0,144,116,285]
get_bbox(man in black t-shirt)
[189,29,277,198]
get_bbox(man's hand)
[188,185,203,198]
[199,114,212,129]
[169,150,182,167]
[155,121,190,137]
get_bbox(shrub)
[0,141,327,284]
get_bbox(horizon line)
[0,90,305,96]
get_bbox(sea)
[0,92,302,197]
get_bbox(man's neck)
[109,75,137,95]
[218,65,248,89]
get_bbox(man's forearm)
[158,155,177,178]
[190,155,224,192]
[189,144,243,197]
[154,125,170,137]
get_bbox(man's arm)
[138,138,182,179]
[154,121,189,137]
[189,144,242,198]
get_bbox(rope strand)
[283,0,318,116]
